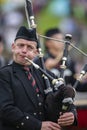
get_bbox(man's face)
[45,33,64,57]
[12,39,38,66]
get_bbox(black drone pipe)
[60,34,72,80]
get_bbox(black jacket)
[0,62,77,130]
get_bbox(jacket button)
[38,102,42,106]
[21,122,24,126]
[39,112,42,115]
[33,112,37,115]
[26,116,29,119]
[37,94,40,97]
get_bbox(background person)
[43,28,76,86]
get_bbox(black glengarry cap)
[15,26,37,43]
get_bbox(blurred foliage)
[0,0,6,4]
[35,5,61,35]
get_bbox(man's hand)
[58,112,74,126]
[41,121,61,130]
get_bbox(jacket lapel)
[12,62,38,108]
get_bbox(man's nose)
[22,46,27,52]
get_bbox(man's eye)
[17,44,24,47]
[28,46,34,50]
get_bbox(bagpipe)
[24,0,87,122]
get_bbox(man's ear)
[35,49,39,56]
[11,43,15,52]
